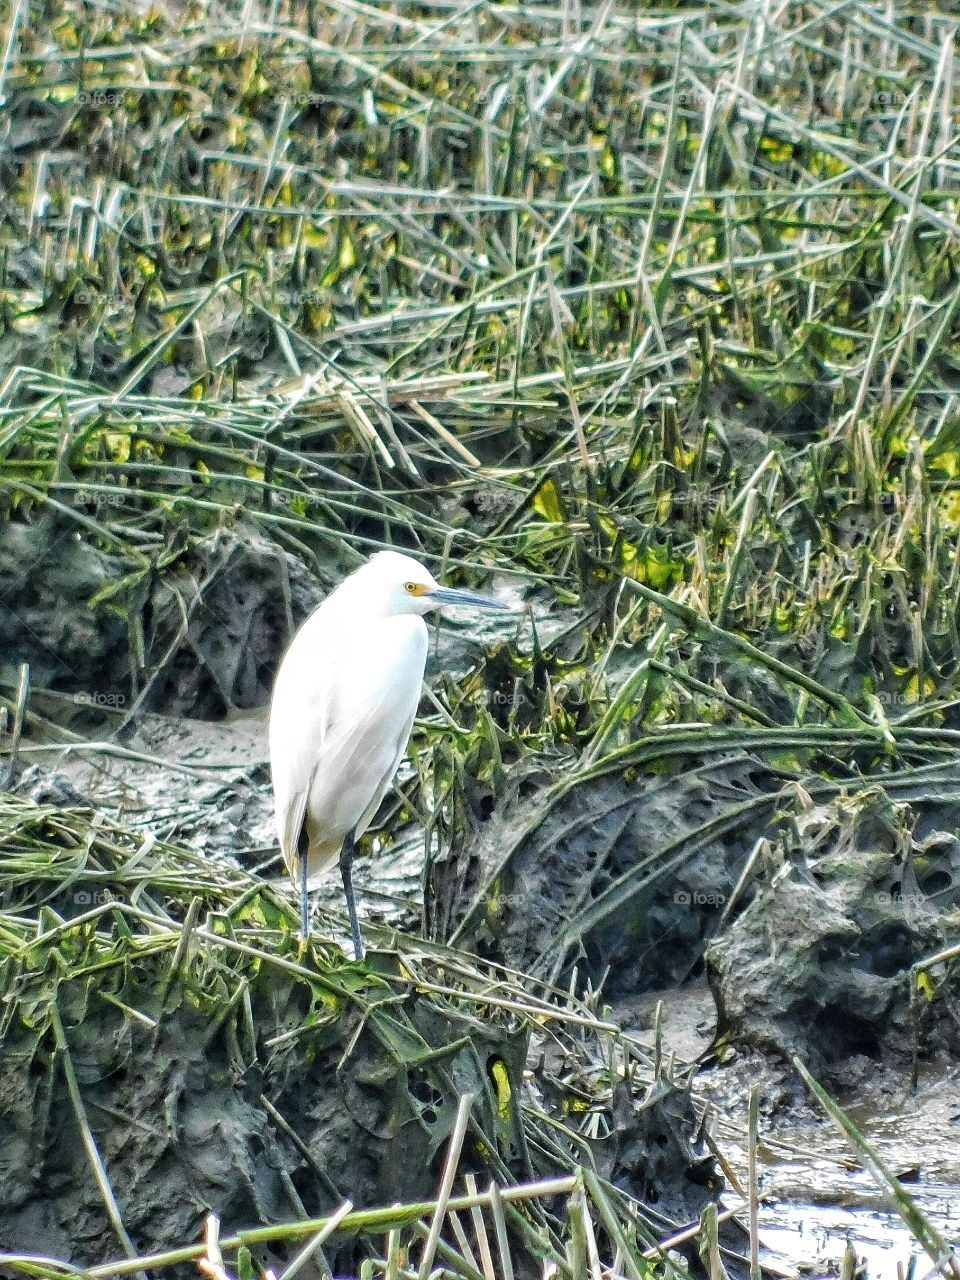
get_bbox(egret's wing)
[269,686,322,869]
[270,672,406,866]
[269,610,350,866]
[276,772,310,870]
[269,612,427,868]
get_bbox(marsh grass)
[3,3,960,761]
[2,0,960,1273]
[0,793,709,1280]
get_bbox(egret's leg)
[339,829,364,961]
[297,822,310,940]
[299,852,310,940]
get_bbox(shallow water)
[627,986,960,1279]
[755,1078,959,1277]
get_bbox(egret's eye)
[405,581,416,593]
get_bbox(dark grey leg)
[300,852,310,939]
[339,828,364,961]
[298,821,310,940]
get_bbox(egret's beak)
[427,587,508,610]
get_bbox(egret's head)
[357,550,507,618]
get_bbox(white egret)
[269,550,507,959]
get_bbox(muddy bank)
[708,787,960,1076]
[3,733,960,1278]
[1,947,520,1268]
[4,499,960,1277]
[0,796,720,1272]
[0,518,326,718]
[431,755,960,1087]
[428,753,786,990]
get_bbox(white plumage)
[269,550,506,958]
